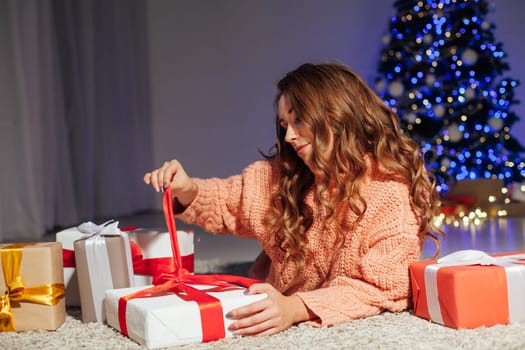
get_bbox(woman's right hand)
[143,159,198,207]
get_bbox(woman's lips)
[295,144,308,155]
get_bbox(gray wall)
[146,0,525,209]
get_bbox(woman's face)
[277,94,316,169]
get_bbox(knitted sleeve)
[295,183,422,326]
[175,160,276,238]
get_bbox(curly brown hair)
[262,62,444,271]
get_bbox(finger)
[228,298,269,320]
[232,319,277,337]
[253,326,282,337]
[146,170,161,192]
[155,162,177,192]
[159,160,181,190]
[229,308,273,334]
[153,162,167,189]
[245,283,274,295]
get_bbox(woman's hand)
[143,159,198,207]
[227,283,314,336]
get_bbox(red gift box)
[409,250,525,329]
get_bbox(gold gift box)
[0,242,66,331]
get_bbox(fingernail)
[225,312,232,319]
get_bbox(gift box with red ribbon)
[104,189,267,349]
[56,220,135,314]
[0,242,66,331]
[105,278,266,348]
[409,250,525,329]
[123,227,194,286]
[57,222,194,307]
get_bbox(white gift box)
[55,225,92,306]
[125,228,194,286]
[105,284,267,349]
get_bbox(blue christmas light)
[376,0,524,191]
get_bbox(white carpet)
[2,308,525,350]
[2,260,525,350]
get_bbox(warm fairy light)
[435,208,487,227]
[497,209,508,217]
[434,213,445,227]
[488,195,496,202]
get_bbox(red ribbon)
[130,240,195,280]
[62,249,76,268]
[120,226,139,232]
[117,189,260,342]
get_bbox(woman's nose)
[284,126,297,143]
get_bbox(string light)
[375,0,524,199]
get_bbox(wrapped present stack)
[0,242,66,332]
[409,249,525,329]
[442,179,525,219]
[104,188,266,349]
[56,221,195,323]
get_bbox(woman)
[144,62,443,336]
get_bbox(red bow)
[129,239,194,283]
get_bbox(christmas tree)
[375,0,525,193]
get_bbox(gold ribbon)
[1,243,65,332]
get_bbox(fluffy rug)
[2,260,525,350]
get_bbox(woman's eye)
[294,117,302,125]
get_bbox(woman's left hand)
[226,283,312,336]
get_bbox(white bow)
[78,220,120,236]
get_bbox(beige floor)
[114,210,525,263]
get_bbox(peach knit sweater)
[177,160,423,326]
